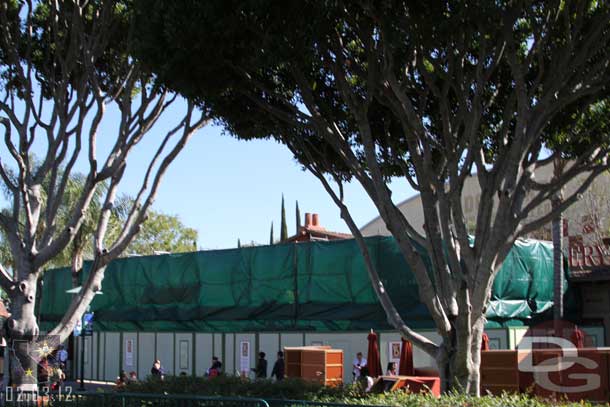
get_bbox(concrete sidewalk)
[61,379,115,392]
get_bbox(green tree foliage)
[134,0,610,393]
[125,211,198,256]
[0,235,11,271]
[269,222,274,246]
[0,173,199,268]
[0,0,205,389]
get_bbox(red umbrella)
[399,338,414,376]
[571,327,585,348]
[481,332,490,351]
[367,330,383,377]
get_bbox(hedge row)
[123,375,597,407]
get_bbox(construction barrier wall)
[70,326,604,384]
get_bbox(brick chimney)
[305,213,312,227]
[312,213,320,227]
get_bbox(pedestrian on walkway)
[151,359,164,380]
[252,352,267,378]
[206,356,223,377]
[271,351,285,381]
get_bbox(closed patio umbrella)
[398,338,414,376]
[571,326,585,348]
[366,330,383,377]
[481,332,490,351]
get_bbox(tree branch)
[287,138,441,355]
[0,262,15,292]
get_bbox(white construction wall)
[73,326,603,383]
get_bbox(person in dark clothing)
[212,356,222,371]
[271,351,285,381]
[206,356,223,377]
[151,359,164,379]
[116,370,128,387]
[252,352,267,378]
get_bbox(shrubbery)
[123,375,597,407]
[125,375,345,400]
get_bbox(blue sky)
[142,120,417,250]
[1,97,417,250]
[93,100,418,250]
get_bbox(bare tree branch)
[0,262,15,292]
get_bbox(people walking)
[206,356,222,377]
[116,370,128,388]
[252,352,267,378]
[271,351,285,381]
[151,359,164,379]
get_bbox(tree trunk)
[552,159,565,335]
[436,315,483,395]
[6,271,40,393]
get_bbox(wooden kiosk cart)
[284,346,344,386]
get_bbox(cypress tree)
[269,222,274,245]
[238,238,241,248]
[296,201,301,231]
[280,195,288,241]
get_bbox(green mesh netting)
[39,236,574,332]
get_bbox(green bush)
[123,375,597,407]
[125,375,349,399]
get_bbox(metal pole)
[79,335,85,391]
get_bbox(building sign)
[569,243,610,269]
[240,341,250,376]
[125,338,134,367]
[179,340,189,370]
[388,341,401,372]
[566,218,610,270]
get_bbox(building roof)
[285,213,352,243]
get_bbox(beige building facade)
[361,164,610,243]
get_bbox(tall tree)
[296,201,301,231]
[2,177,199,280]
[136,1,610,393]
[280,195,288,242]
[269,222,274,246]
[237,238,241,248]
[0,0,207,389]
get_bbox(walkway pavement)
[61,379,115,392]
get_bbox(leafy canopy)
[134,1,610,180]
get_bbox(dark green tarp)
[39,236,573,332]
